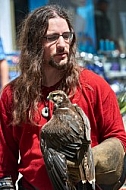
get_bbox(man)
[0,4,126,190]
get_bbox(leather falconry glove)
[67,137,126,190]
[92,137,126,189]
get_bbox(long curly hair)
[10,4,81,126]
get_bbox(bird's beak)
[47,95,50,100]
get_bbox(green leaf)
[117,92,126,115]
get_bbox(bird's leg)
[82,182,95,190]
[82,183,87,190]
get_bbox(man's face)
[43,17,73,70]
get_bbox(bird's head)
[47,90,70,108]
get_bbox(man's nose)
[56,36,66,47]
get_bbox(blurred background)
[0,0,126,96]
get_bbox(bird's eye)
[52,94,56,98]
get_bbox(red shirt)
[0,69,126,190]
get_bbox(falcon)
[40,90,95,190]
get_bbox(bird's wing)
[86,145,95,186]
[40,138,74,190]
[73,105,95,187]
[40,104,95,188]
[41,113,83,159]
[40,114,82,189]
[74,104,91,142]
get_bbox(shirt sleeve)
[0,86,19,183]
[79,69,126,149]
[91,76,126,149]
[100,88,126,148]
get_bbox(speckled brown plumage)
[40,90,95,190]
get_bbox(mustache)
[56,48,68,54]
[54,52,68,57]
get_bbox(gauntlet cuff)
[92,138,125,185]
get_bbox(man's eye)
[63,34,69,40]
[47,35,58,41]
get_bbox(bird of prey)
[40,90,95,190]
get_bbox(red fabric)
[0,69,126,190]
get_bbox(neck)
[42,66,65,87]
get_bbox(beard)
[48,56,69,70]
